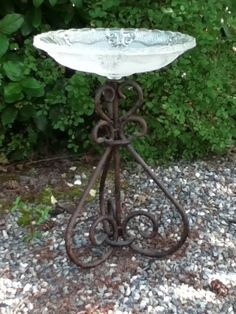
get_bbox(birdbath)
[34,28,196,268]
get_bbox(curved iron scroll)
[65,80,189,268]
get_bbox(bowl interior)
[35,28,196,53]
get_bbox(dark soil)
[0,155,99,216]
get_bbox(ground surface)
[0,154,235,313]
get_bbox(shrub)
[0,0,235,162]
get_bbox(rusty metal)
[65,80,189,268]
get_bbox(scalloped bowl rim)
[33,28,196,56]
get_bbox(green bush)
[0,0,235,162]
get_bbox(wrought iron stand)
[65,80,189,268]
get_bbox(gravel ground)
[0,156,236,314]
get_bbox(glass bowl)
[33,28,196,79]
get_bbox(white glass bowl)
[33,28,196,79]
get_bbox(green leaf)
[102,0,120,10]
[18,105,36,121]
[33,0,44,7]
[64,8,75,25]
[34,115,48,132]
[4,82,24,103]
[11,196,22,213]
[18,214,32,226]
[21,18,34,36]
[3,61,24,81]
[90,7,107,18]
[1,107,18,126]
[21,78,44,97]
[0,34,9,58]
[49,0,58,6]
[32,8,42,28]
[0,14,24,35]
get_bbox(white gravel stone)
[23,283,32,293]
[125,286,131,296]
[74,178,82,185]
[2,230,8,239]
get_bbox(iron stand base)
[65,80,189,268]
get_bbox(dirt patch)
[0,156,97,217]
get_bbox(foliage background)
[0,0,235,163]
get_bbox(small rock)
[155,306,165,313]
[0,219,6,230]
[85,304,92,310]
[89,189,96,197]
[125,286,131,296]
[69,166,77,171]
[81,173,87,179]
[23,283,32,293]
[210,279,229,297]
[19,262,28,269]
[27,303,34,310]
[119,285,125,294]
[2,230,8,239]
[133,292,140,301]
[140,300,147,309]
[74,179,82,185]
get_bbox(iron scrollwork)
[65,80,189,268]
